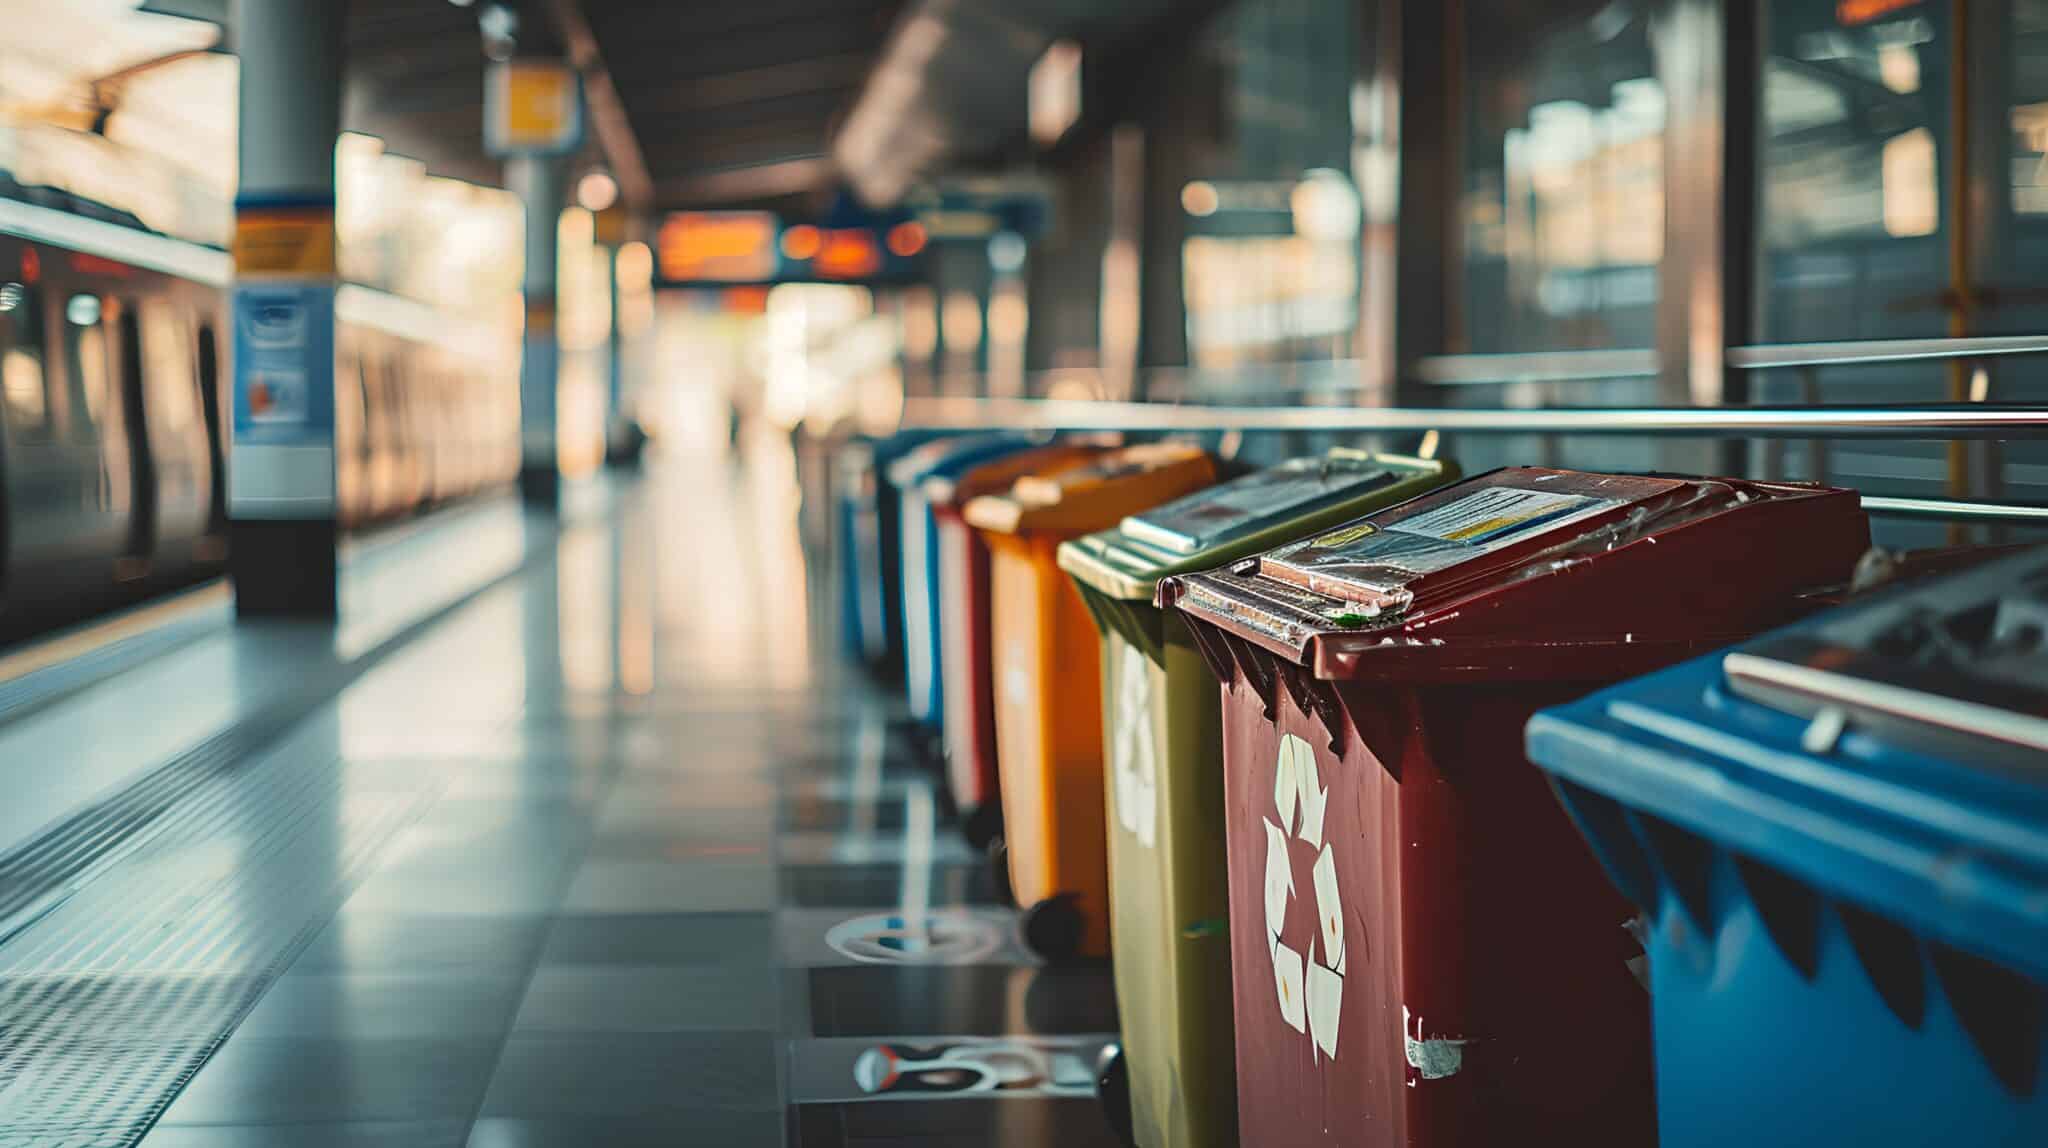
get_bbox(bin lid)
[923,442,1112,510]
[962,442,1218,536]
[1525,553,2048,985]
[884,433,1039,492]
[863,429,955,472]
[1163,467,1870,681]
[1722,545,2048,773]
[1057,449,1458,602]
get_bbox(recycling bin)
[1057,449,1458,1148]
[887,433,1040,739]
[1159,467,1871,1148]
[963,442,1219,958]
[927,442,1114,842]
[836,430,950,679]
[1527,545,2048,1148]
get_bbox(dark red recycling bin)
[1159,468,1871,1148]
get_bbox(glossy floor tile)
[0,449,1122,1148]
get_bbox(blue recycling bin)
[886,433,1039,732]
[835,430,950,679]
[1526,546,2048,1148]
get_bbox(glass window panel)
[1757,0,1949,342]
[1460,0,1663,354]
[1179,0,1365,369]
[1990,0,2048,336]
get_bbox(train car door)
[112,299,155,578]
[196,315,227,546]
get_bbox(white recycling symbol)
[1111,644,1158,849]
[1264,732,1344,1060]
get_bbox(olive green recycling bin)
[1056,448,1457,1148]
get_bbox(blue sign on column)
[231,282,335,444]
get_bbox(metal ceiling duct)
[833,0,1199,207]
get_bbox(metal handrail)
[1412,349,1659,384]
[1857,496,2048,523]
[1726,334,2048,369]
[898,397,2048,438]
[942,335,2048,401]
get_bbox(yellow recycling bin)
[963,442,1219,960]
[1057,449,1458,1148]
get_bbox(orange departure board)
[656,212,780,283]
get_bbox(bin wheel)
[1096,1043,1134,1146]
[987,837,1015,907]
[1022,893,1084,961]
[961,801,1003,851]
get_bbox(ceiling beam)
[655,156,835,207]
[591,0,884,42]
[547,0,655,211]
[596,15,886,81]
[627,85,854,137]
[624,52,871,114]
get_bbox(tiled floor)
[0,446,1124,1147]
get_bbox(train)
[0,195,519,641]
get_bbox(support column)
[1651,0,1745,475]
[1387,0,1460,405]
[1024,133,1110,376]
[228,0,345,617]
[602,237,628,464]
[601,209,648,465]
[509,155,565,505]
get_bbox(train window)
[0,280,50,435]
[140,301,197,433]
[1459,0,1663,354]
[65,293,111,430]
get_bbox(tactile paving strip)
[0,722,434,1147]
[0,704,316,941]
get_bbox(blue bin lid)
[1527,546,2048,984]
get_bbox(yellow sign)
[487,60,582,155]
[233,210,336,277]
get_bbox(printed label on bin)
[1119,456,1402,555]
[1271,486,1624,587]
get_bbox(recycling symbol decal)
[1264,732,1344,1059]
[1111,644,1157,849]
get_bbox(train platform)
[0,447,1122,1148]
